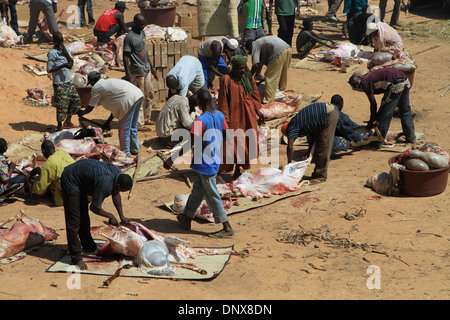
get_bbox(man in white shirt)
[79,71,144,155]
[155,94,198,144]
[24,0,59,43]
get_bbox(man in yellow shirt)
[31,140,75,206]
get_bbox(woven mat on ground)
[164,184,320,223]
[47,240,233,281]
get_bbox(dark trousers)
[377,82,415,143]
[326,0,344,17]
[311,106,339,180]
[77,0,95,25]
[94,24,122,42]
[62,192,97,264]
[28,0,59,38]
[0,0,18,33]
[276,14,295,46]
[379,0,401,25]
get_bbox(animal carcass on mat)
[0,210,58,259]
[97,221,216,275]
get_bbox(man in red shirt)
[94,1,129,42]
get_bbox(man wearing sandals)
[163,90,234,238]
[47,32,81,131]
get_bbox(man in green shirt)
[30,140,75,206]
[269,0,300,46]
[238,0,268,54]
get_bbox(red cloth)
[94,9,119,32]
[217,74,261,172]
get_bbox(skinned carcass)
[37,10,64,42]
[97,221,206,275]
[55,137,97,157]
[108,35,125,67]
[66,37,98,55]
[0,210,58,259]
[321,42,360,62]
[0,21,22,47]
[259,95,303,120]
[230,160,310,199]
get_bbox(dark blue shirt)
[286,102,328,141]
[336,111,363,142]
[61,159,122,209]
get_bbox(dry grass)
[400,20,450,42]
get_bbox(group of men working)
[1,0,417,268]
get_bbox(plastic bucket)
[388,156,450,197]
[76,86,92,108]
[140,6,177,27]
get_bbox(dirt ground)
[0,0,449,301]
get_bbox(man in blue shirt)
[61,159,133,270]
[163,90,234,238]
[281,102,339,183]
[47,31,81,131]
[166,55,206,99]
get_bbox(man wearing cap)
[166,55,206,99]
[348,68,415,147]
[281,101,339,183]
[94,1,129,43]
[61,159,133,270]
[366,21,403,52]
[246,35,292,103]
[197,36,239,89]
[79,71,144,156]
[123,13,158,128]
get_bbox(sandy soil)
[0,0,449,301]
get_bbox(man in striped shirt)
[281,102,339,183]
[61,159,133,270]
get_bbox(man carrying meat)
[29,140,74,206]
[348,68,416,148]
[80,71,143,156]
[123,13,158,128]
[281,101,339,184]
[163,89,234,238]
[246,35,292,103]
[93,1,129,43]
[60,159,133,270]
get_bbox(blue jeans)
[118,97,142,155]
[77,0,95,25]
[184,174,228,224]
[376,82,416,143]
[198,55,229,85]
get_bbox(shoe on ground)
[177,214,192,230]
